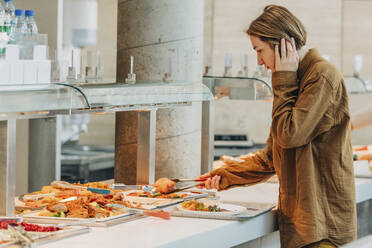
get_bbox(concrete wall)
[205,0,372,145]
[115,0,204,182]
[343,0,372,77]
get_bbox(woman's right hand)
[197,173,221,190]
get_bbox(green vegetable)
[56,211,65,217]
[196,203,205,210]
[209,205,219,212]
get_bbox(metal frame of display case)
[0,81,213,216]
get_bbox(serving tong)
[106,204,170,220]
[170,178,206,183]
[51,181,111,195]
[20,181,112,202]
[8,224,35,248]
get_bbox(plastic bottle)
[0,2,5,32]
[9,9,26,48]
[25,10,37,34]
[4,0,15,28]
[12,9,26,34]
[0,2,5,58]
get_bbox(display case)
[201,76,273,171]
[0,81,213,216]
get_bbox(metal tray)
[23,210,131,225]
[0,225,89,247]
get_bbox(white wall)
[205,0,372,145]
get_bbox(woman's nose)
[257,57,264,66]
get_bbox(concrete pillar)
[115,0,204,184]
[0,119,16,216]
[28,118,61,192]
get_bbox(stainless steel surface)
[110,184,141,190]
[28,118,59,192]
[201,97,214,174]
[171,184,199,193]
[170,178,200,183]
[8,225,35,247]
[0,118,16,216]
[136,110,156,185]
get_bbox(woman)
[200,5,356,248]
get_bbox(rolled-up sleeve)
[211,135,275,190]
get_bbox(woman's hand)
[154,178,175,194]
[275,37,299,72]
[197,173,221,190]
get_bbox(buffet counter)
[39,178,372,248]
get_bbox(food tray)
[124,190,208,208]
[23,210,132,226]
[0,225,89,247]
[171,202,276,220]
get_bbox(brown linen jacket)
[211,49,356,247]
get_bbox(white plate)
[354,160,372,178]
[176,203,246,217]
[23,210,131,223]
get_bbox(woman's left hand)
[275,37,299,72]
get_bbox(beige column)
[115,0,204,184]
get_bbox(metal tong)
[170,178,206,183]
[106,204,170,220]
[51,181,111,195]
[110,184,142,190]
[8,225,35,248]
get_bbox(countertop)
[40,178,372,248]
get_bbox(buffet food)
[0,220,60,232]
[19,181,145,219]
[181,200,225,212]
[353,145,372,161]
[19,180,207,221]
[37,190,147,219]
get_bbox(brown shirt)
[211,49,356,247]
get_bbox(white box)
[6,45,20,61]
[37,60,51,83]
[23,60,38,84]
[10,60,24,84]
[33,45,48,60]
[0,61,10,85]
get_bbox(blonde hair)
[246,5,307,50]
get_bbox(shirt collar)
[298,48,324,79]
